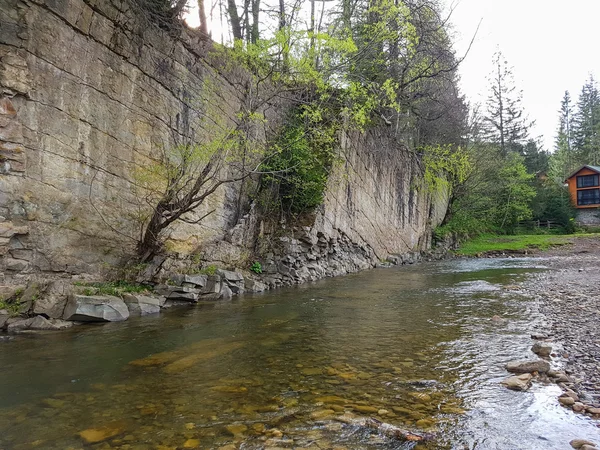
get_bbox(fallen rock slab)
[123,294,160,315]
[501,373,533,391]
[63,295,129,322]
[506,360,550,374]
[7,316,73,331]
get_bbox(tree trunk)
[227,0,243,40]
[197,0,208,35]
[251,0,260,43]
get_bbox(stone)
[63,295,129,322]
[573,402,586,412]
[501,373,533,391]
[580,446,598,450]
[5,258,28,271]
[245,278,267,293]
[171,274,207,287]
[220,285,233,300]
[8,316,73,331]
[531,342,552,357]
[505,360,550,374]
[586,406,600,415]
[571,439,597,449]
[352,405,379,413]
[224,423,247,437]
[311,409,335,419]
[123,294,160,315]
[559,396,575,406]
[183,439,200,448]
[0,314,8,329]
[33,280,71,319]
[78,422,127,444]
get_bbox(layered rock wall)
[0,0,447,282]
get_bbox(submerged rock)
[505,360,550,374]
[7,316,73,331]
[78,421,127,444]
[63,295,129,322]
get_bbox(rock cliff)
[0,0,447,284]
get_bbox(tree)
[549,90,575,182]
[572,76,600,164]
[483,51,532,157]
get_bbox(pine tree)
[572,76,600,164]
[483,51,532,157]
[550,90,575,181]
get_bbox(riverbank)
[504,235,600,416]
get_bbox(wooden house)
[565,165,600,208]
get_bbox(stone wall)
[0,0,447,283]
[576,208,600,226]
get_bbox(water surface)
[1,258,599,449]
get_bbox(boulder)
[501,373,533,391]
[220,285,233,300]
[0,313,9,330]
[33,280,71,318]
[531,342,552,357]
[245,279,267,293]
[123,294,160,315]
[154,285,199,302]
[505,360,550,374]
[217,269,244,294]
[7,316,73,331]
[200,275,221,295]
[170,274,207,287]
[63,295,129,322]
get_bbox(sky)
[449,0,600,152]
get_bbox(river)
[1,258,600,449]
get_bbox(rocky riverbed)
[506,237,600,423]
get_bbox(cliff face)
[0,0,447,281]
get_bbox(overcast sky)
[449,0,600,151]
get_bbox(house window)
[577,188,600,205]
[577,174,599,188]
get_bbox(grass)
[455,233,574,256]
[73,281,151,297]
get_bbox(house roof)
[565,165,600,181]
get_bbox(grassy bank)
[455,234,574,256]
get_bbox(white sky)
[449,0,600,151]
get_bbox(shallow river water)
[1,258,600,450]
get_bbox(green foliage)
[73,281,151,298]
[199,265,218,276]
[250,261,262,274]
[422,145,472,194]
[260,110,337,215]
[0,298,21,317]
[531,181,576,232]
[438,147,535,237]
